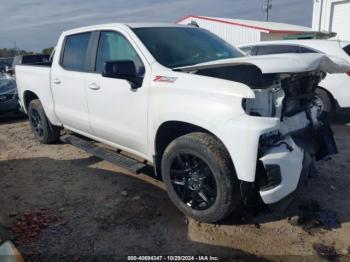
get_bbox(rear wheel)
[161,132,240,223]
[28,99,61,144]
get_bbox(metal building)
[176,15,314,46]
[312,0,350,41]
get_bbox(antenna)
[262,0,272,21]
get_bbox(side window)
[343,45,350,57]
[298,46,318,53]
[61,32,91,71]
[95,31,143,74]
[256,45,297,55]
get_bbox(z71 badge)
[153,76,178,83]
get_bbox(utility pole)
[262,0,272,21]
[13,41,19,55]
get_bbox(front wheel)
[161,132,241,223]
[314,87,335,121]
[28,99,61,144]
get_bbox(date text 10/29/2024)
[127,256,220,261]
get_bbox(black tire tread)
[28,99,60,144]
[162,132,240,223]
[315,87,335,121]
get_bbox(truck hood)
[175,53,350,74]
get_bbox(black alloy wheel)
[170,153,217,210]
[161,132,241,223]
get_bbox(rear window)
[61,32,91,71]
[256,45,297,55]
[298,46,318,53]
[22,55,50,64]
[343,45,350,56]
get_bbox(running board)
[60,134,147,173]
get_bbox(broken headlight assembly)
[242,78,284,118]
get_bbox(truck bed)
[15,65,57,122]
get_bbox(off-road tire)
[161,132,241,223]
[28,99,61,144]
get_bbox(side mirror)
[102,60,143,89]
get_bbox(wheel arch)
[153,120,235,177]
[23,90,39,112]
[316,85,339,110]
[22,90,61,126]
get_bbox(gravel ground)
[1,112,350,261]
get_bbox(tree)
[0,48,33,58]
[42,47,54,55]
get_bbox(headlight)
[0,76,17,102]
[0,78,17,92]
[0,88,17,102]
[242,86,284,118]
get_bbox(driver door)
[86,30,148,156]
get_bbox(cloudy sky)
[0,0,313,51]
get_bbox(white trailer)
[313,0,350,41]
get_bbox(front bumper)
[0,97,19,113]
[258,136,310,204]
[219,112,335,205]
[257,121,336,204]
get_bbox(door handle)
[53,79,61,84]
[88,83,100,90]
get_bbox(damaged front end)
[241,70,337,205]
[176,54,349,206]
[246,70,338,155]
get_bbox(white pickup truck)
[16,23,350,223]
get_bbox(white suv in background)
[239,40,350,119]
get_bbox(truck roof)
[63,23,188,35]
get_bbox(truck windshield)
[133,27,244,68]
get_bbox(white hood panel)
[175,53,350,74]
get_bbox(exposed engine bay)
[194,64,337,161]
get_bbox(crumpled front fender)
[216,114,280,182]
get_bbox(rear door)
[51,32,94,135]
[85,30,149,156]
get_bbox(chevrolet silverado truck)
[16,24,350,223]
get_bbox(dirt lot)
[1,112,350,261]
